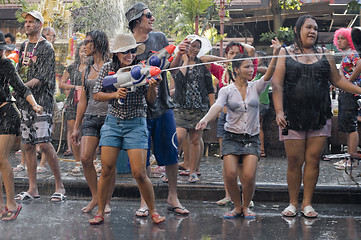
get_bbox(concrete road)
[0,197,360,240]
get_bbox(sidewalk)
[10,151,361,204]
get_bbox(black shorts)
[81,114,106,138]
[0,103,21,136]
[338,92,359,133]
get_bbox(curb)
[14,178,361,204]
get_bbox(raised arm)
[263,38,282,82]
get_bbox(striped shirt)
[94,62,148,119]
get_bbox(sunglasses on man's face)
[143,12,153,19]
[121,48,137,55]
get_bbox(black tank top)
[283,48,332,130]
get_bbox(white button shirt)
[215,76,270,136]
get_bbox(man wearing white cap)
[14,11,66,202]
[125,2,190,216]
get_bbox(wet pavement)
[9,150,361,204]
[0,198,360,240]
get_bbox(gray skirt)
[222,131,260,162]
[174,108,209,130]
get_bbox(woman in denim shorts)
[197,40,281,219]
[71,30,112,214]
[91,34,165,225]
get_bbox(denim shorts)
[81,114,106,138]
[99,114,148,150]
[222,131,260,161]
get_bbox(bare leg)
[0,135,18,211]
[80,136,99,213]
[23,143,39,196]
[188,129,202,179]
[239,155,258,212]
[178,128,190,170]
[38,142,65,195]
[301,136,327,216]
[347,131,359,154]
[283,139,306,212]
[223,154,242,214]
[96,146,119,217]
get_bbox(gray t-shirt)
[135,32,173,119]
[83,67,108,116]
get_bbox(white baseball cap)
[21,10,44,24]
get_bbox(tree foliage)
[279,0,302,10]
[0,0,26,6]
[260,27,294,45]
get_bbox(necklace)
[22,36,41,65]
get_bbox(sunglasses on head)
[143,12,153,19]
[120,48,137,55]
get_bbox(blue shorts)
[99,114,148,150]
[147,109,178,166]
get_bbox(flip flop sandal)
[301,206,318,218]
[50,192,67,202]
[188,173,199,183]
[281,204,297,217]
[216,198,232,206]
[15,192,41,201]
[89,215,104,225]
[223,210,243,219]
[167,206,189,215]
[0,207,8,219]
[178,165,187,171]
[37,166,47,173]
[179,169,190,176]
[63,150,73,156]
[2,205,22,221]
[243,208,256,219]
[135,207,149,217]
[160,174,168,183]
[151,213,165,224]
[13,165,25,172]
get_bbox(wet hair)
[333,28,355,51]
[225,42,244,55]
[294,15,319,53]
[192,39,202,48]
[86,30,109,62]
[232,53,249,71]
[128,18,142,33]
[4,33,15,43]
[73,41,85,70]
[256,50,268,67]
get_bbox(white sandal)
[281,204,297,217]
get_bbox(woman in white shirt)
[196,38,281,219]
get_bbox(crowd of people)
[0,2,360,225]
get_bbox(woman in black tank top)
[272,15,361,218]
